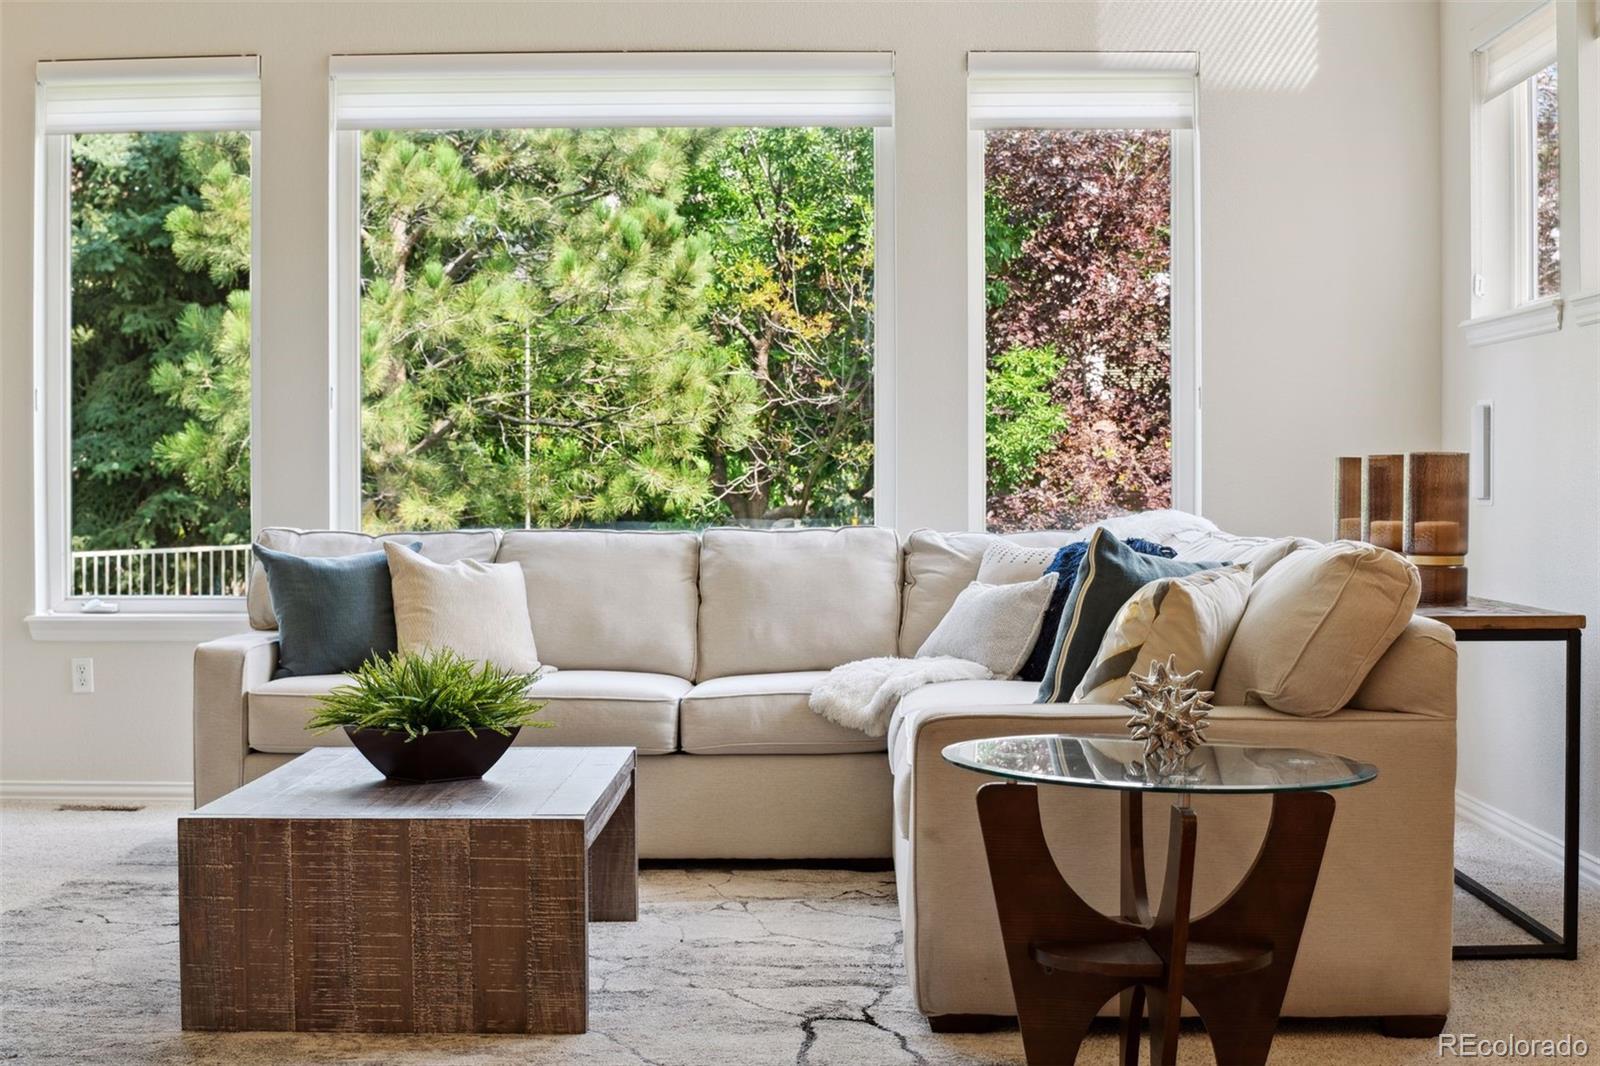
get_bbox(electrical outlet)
[71,657,94,694]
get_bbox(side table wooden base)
[975,783,1334,1066]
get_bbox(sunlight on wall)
[1103,0,1320,92]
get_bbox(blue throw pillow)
[1017,535,1175,683]
[1035,528,1207,702]
[253,543,412,679]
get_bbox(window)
[34,58,259,612]
[330,54,894,531]
[1470,2,1560,319]
[968,53,1198,532]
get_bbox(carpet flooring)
[1,800,1595,1065]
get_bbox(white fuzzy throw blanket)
[809,656,994,738]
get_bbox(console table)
[1417,597,1585,961]
[944,734,1376,1066]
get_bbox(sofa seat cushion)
[524,670,688,753]
[887,678,1040,763]
[248,670,688,756]
[247,674,355,753]
[680,672,887,755]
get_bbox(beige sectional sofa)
[192,509,1457,1026]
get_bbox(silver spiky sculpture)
[1122,654,1213,774]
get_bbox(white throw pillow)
[975,543,1057,585]
[1072,565,1252,704]
[915,573,1058,677]
[1214,542,1420,717]
[384,542,541,673]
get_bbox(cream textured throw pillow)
[916,573,1058,677]
[975,543,1057,585]
[383,542,541,673]
[1214,541,1420,717]
[1073,566,1252,704]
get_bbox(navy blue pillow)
[1036,529,1206,702]
[1017,535,1174,683]
[253,544,413,679]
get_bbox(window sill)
[1569,291,1600,328]
[26,612,253,643]
[1460,297,1563,348]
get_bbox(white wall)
[0,1,1443,792]
[1439,0,1600,858]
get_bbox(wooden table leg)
[1117,792,1148,1066]
[588,773,638,923]
[977,783,1145,1065]
[1183,791,1335,1066]
[1148,803,1197,1066]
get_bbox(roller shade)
[37,56,260,134]
[330,52,895,130]
[1476,4,1557,101]
[968,52,1197,131]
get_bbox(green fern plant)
[309,649,551,740]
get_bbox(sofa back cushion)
[1167,528,1316,578]
[1214,541,1421,716]
[495,530,699,677]
[697,526,901,681]
[248,528,501,630]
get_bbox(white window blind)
[968,52,1197,131]
[1476,4,1557,101]
[330,52,894,130]
[37,56,260,134]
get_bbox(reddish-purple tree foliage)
[1534,65,1560,298]
[985,129,1174,532]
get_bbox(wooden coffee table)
[178,746,636,1034]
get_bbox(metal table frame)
[1449,626,1580,961]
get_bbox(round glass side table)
[943,734,1377,1066]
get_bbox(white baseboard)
[1456,789,1600,890]
[0,779,192,804]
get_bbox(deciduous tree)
[984,128,1173,531]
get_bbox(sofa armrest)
[193,630,279,807]
[1349,616,1457,719]
[891,698,1457,1018]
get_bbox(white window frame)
[965,52,1201,530]
[328,52,896,530]
[1464,1,1564,343]
[30,58,261,630]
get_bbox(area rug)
[1,802,1596,1065]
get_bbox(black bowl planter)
[345,725,521,783]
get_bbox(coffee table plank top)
[188,748,634,844]
[1416,597,1585,632]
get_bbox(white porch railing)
[71,544,251,598]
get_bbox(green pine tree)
[69,131,251,550]
[358,128,760,530]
